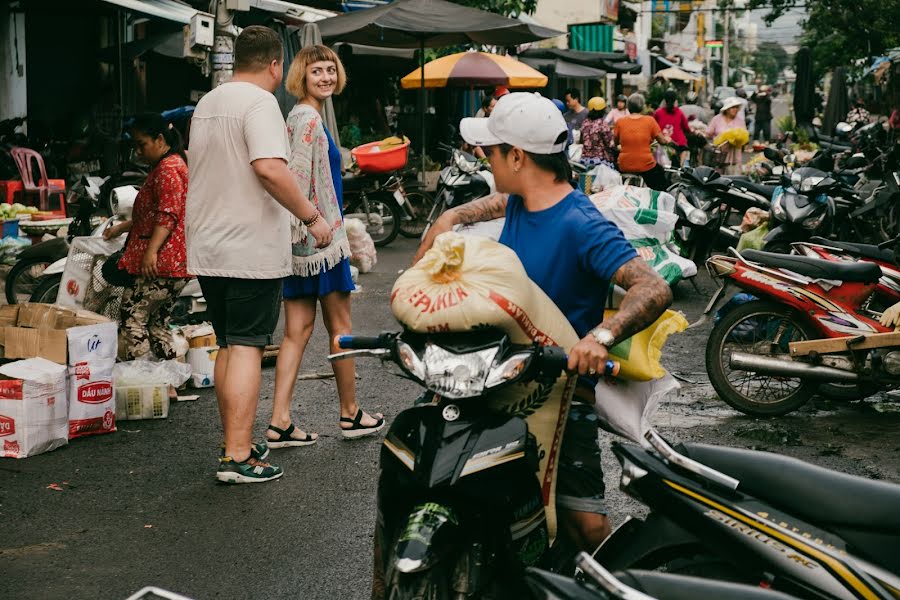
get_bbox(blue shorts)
[283,258,355,299]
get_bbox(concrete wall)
[534,0,602,48]
[1,6,27,121]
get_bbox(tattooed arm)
[605,258,673,342]
[568,257,673,375]
[412,192,509,264]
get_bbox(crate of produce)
[115,385,170,420]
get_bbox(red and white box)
[0,357,68,459]
[67,321,118,439]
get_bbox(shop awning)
[518,48,640,74]
[249,0,335,22]
[99,0,198,24]
[519,57,606,79]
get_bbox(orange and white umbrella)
[400,51,547,89]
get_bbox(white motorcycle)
[30,183,206,323]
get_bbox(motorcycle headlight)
[799,176,825,193]
[423,344,499,399]
[485,352,532,389]
[397,341,426,381]
[676,194,709,225]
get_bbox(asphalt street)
[2,234,899,600]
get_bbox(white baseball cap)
[460,92,568,155]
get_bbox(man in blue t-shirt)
[415,93,673,554]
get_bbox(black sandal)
[266,424,318,448]
[340,409,385,439]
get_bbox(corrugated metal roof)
[99,0,199,25]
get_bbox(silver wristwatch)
[590,327,616,348]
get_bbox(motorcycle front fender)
[16,237,69,262]
[393,503,461,574]
[42,257,68,276]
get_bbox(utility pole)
[211,1,238,89]
[722,3,730,87]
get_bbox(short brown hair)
[234,25,283,72]
[285,45,347,100]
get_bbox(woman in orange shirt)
[613,93,671,190]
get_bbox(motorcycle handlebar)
[336,335,391,350]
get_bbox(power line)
[635,4,809,13]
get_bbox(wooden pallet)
[789,332,900,357]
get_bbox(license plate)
[393,190,406,206]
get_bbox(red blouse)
[119,154,190,278]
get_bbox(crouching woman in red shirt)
[105,113,190,361]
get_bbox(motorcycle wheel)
[706,300,816,417]
[345,195,401,247]
[386,567,451,600]
[763,241,792,254]
[5,259,51,304]
[399,191,436,239]
[30,274,62,304]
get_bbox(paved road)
[2,235,898,600]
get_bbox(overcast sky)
[750,5,807,45]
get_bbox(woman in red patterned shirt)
[104,113,190,361]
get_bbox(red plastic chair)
[10,147,66,213]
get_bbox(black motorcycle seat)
[808,236,895,264]
[683,443,900,534]
[742,249,882,283]
[617,570,798,600]
[732,180,778,198]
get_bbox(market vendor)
[104,113,191,372]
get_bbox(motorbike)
[593,427,900,600]
[342,170,433,247]
[668,165,773,262]
[329,330,602,598]
[700,247,891,416]
[526,552,802,600]
[421,144,496,239]
[27,182,205,324]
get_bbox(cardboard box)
[16,303,78,330]
[0,304,114,365]
[115,385,170,420]
[0,358,68,459]
[188,333,217,349]
[67,321,118,439]
[0,304,19,327]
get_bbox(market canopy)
[518,56,606,79]
[655,67,700,82]
[401,51,547,89]
[518,47,641,74]
[316,0,564,48]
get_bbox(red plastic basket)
[351,140,410,174]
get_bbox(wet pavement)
[2,235,898,600]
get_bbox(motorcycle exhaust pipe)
[729,352,859,382]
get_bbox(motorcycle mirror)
[763,147,781,161]
[835,122,853,136]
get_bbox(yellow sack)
[392,232,580,541]
[603,309,688,381]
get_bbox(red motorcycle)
[700,248,892,416]
[793,236,900,310]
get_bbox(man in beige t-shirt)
[186,25,332,484]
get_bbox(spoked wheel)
[5,259,51,304]
[346,195,401,247]
[399,191,436,239]
[706,300,816,416]
[30,274,62,304]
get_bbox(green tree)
[450,0,538,17]
[752,41,789,84]
[748,0,900,74]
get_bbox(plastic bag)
[589,164,623,193]
[345,217,377,273]
[737,222,769,251]
[113,359,192,388]
[603,309,688,381]
[594,374,680,448]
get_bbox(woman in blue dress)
[266,45,384,447]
